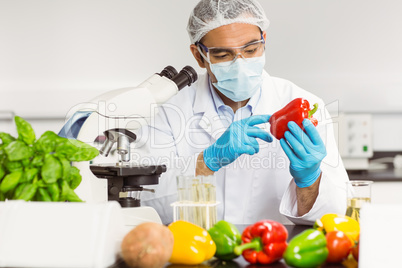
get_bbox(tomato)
[326,231,353,263]
[352,234,360,261]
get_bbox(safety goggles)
[196,33,265,65]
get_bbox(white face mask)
[211,55,265,102]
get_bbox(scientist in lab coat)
[138,0,349,225]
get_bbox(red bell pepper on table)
[269,98,318,140]
[233,220,288,265]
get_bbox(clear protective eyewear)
[196,33,265,65]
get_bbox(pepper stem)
[308,103,318,118]
[313,219,325,234]
[233,238,262,256]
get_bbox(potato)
[121,222,174,268]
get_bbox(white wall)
[263,0,402,112]
[1,0,401,150]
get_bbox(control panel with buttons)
[338,113,373,170]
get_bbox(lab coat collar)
[193,72,213,115]
[193,73,224,141]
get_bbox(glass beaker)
[174,175,217,229]
[345,180,373,223]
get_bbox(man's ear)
[190,44,206,68]
[262,31,267,43]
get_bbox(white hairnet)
[187,0,270,44]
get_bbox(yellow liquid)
[345,197,371,223]
[176,181,217,230]
[177,188,190,222]
[191,182,217,229]
[204,183,217,229]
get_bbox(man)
[139,0,349,225]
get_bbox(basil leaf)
[24,168,39,183]
[69,166,82,190]
[0,165,5,181]
[58,157,82,190]
[21,159,31,168]
[47,183,60,201]
[58,157,71,181]
[37,188,52,202]
[4,141,33,161]
[67,139,99,161]
[35,131,62,153]
[31,154,44,167]
[55,139,78,157]
[35,179,46,188]
[60,180,82,202]
[14,116,36,145]
[65,190,82,202]
[14,183,27,199]
[56,139,98,162]
[41,155,62,184]
[17,184,38,201]
[0,171,23,193]
[0,132,16,145]
[5,160,23,172]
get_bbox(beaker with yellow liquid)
[173,175,218,230]
[345,180,373,223]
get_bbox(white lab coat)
[136,71,349,225]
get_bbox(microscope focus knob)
[109,186,120,196]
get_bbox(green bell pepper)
[283,229,328,268]
[208,220,242,261]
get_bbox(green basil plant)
[0,116,98,202]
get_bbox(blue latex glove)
[203,115,273,171]
[280,119,327,188]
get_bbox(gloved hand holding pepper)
[269,98,325,188]
[280,119,327,188]
[203,115,272,171]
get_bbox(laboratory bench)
[111,224,349,268]
[347,151,402,182]
[347,168,402,182]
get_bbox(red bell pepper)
[269,98,318,140]
[233,220,288,264]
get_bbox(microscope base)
[121,206,162,233]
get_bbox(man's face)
[190,23,266,83]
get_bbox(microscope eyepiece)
[158,66,178,79]
[170,65,198,91]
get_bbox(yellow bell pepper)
[314,213,360,244]
[168,220,216,265]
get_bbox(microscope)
[70,65,198,225]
